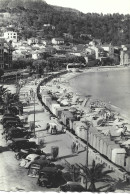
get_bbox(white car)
[19,154,39,168]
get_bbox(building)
[0,38,12,69]
[63,33,73,39]
[52,38,64,45]
[89,39,102,46]
[27,38,40,45]
[102,44,114,57]
[4,31,17,43]
[43,24,55,30]
[120,50,130,66]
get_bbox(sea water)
[69,68,130,118]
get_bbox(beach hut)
[50,101,58,113]
[55,107,69,119]
[89,127,99,147]
[107,144,120,161]
[91,129,100,148]
[69,117,77,130]
[45,96,52,108]
[102,139,116,156]
[61,110,74,126]
[95,134,106,152]
[74,121,88,140]
[126,156,130,172]
[51,102,60,115]
[41,90,50,104]
[114,148,126,167]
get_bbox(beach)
[68,66,130,121]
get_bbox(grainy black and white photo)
[0,0,130,192]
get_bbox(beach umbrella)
[60,100,69,106]
[78,98,83,102]
[122,139,130,145]
[69,107,77,113]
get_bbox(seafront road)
[0,79,89,191]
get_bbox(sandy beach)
[66,66,130,122]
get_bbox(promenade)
[20,80,89,166]
[0,73,130,191]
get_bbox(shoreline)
[58,66,130,125]
[68,65,130,81]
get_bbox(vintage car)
[7,128,33,140]
[37,166,65,188]
[9,138,38,152]
[19,154,40,168]
[3,120,21,128]
[15,148,45,160]
[1,115,20,125]
[27,159,51,177]
[58,182,86,192]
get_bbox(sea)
[69,67,130,118]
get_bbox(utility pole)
[86,127,89,167]
[86,122,90,190]
[34,92,36,137]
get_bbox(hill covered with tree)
[0,0,130,45]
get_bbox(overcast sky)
[45,0,130,14]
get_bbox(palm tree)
[105,178,130,192]
[0,86,9,104]
[80,160,115,192]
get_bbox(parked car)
[7,128,33,140]
[0,106,4,115]
[1,115,20,124]
[37,167,65,188]
[9,138,38,152]
[28,159,51,177]
[58,182,86,192]
[19,154,40,168]
[3,120,21,128]
[15,148,45,160]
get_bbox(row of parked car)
[1,111,85,191]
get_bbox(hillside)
[0,0,130,45]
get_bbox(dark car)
[37,167,65,188]
[28,159,51,178]
[7,129,33,140]
[3,120,21,128]
[9,138,38,152]
[58,182,86,192]
[1,115,20,124]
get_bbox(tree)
[0,86,9,104]
[80,161,115,192]
[0,68,4,79]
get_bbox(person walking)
[75,140,79,154]
[46,123,50,133]
[71,141,76,154]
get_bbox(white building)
[4,31,17,43]
[52,38,64,45]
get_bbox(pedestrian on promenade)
[46,123,50,133]
[75,140,79,154]
[71,141,76,154]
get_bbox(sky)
[45,0,130,15]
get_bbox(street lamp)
[86,121,91,167]
[33,91,36,137]
[85,120,91,190]
[31,89,36,137]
